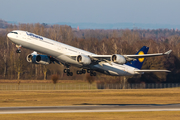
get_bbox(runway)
[0,104,180,114]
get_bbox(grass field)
[0,80,98,90]
[1,80,179,90]
[0,85,180,119]
[1,29,180,118]
[0,111,180,120]
[0,89,180,107]
[0,80,86,83]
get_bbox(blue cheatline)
[125,46,149,69]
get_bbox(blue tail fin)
[125,46,149,69]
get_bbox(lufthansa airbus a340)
[7,30,171,76]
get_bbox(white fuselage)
[7,30,141,76]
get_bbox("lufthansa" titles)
[26,32,43,40]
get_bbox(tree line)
[0,21,180,84]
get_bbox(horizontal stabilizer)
[164,50,172,55]
[135,70,171,73]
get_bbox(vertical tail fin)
[126,46,149,69]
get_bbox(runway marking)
[1,109,180,114]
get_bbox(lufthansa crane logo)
[138,51,144,62]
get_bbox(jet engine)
[27,54,51,64]
[77,55,91,65]
[112,54,126,64]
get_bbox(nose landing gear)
[16,45,21,53]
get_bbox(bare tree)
[51,74,59,89]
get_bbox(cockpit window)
[10,32,18,34]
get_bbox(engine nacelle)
[77,55,91,65]
[27,54,50,64]
[112,54,126,64]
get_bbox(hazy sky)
[0,0,180,24]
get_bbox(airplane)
[7,30,172,76]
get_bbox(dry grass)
[0,89,180,119]
[0,89,180,107]
[0,79,86,83]
[0,111,180,120]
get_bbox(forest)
[0,19,180,84]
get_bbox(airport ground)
[0,111,180,120]
[0,80,180,119]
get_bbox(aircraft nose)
[7,33,12,38]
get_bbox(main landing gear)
[77,69,96,76]
[16,45,21,53]
[89,70,96,76]
[64,69,73,76]
[76,69,86,74]
[63,68,97,77]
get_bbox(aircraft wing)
[123,50,172,59]
[134,69,171,73]
[90,50,172,62]
[89,55,111,60]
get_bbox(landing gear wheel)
[82,69,86,74]
[67,69,70,73]
[90,72,93,76]
[93,72,96,76]
[87,69,91,73]
[76,70,82,74]
[65,68,73,76]
[90,70,96,76]
[64,69,67,73]
[16,50,21,53]
[70,72,73,76]
[64,69,70,73]
[67,72,73,76]
[77,69,86,75]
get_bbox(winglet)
[164,50,172,55]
